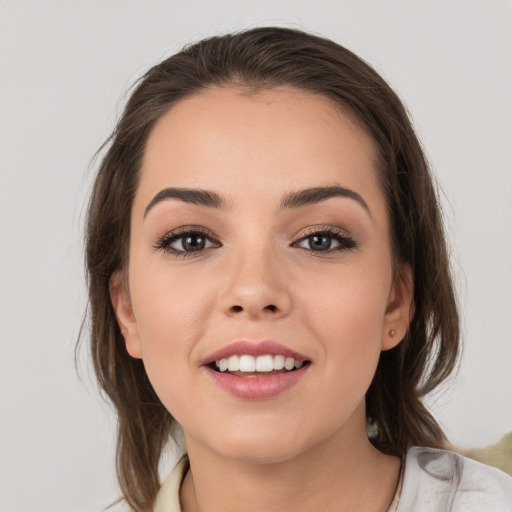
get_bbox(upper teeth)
[215,355,304,373]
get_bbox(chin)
[207,419,318,465]
[220,440,305,465]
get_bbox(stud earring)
[389,329,396,337]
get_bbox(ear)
[109,272,143,359]
[381,263,414,351]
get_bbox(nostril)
[229,304,278,314]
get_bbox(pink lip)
[202,364,310,400]
[201,340,311,400]
[202,340,309,365]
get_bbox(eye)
[294,227,356,253]
[154,227,220,257]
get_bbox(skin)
[111,86,413,511]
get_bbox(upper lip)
[202,340,310,365]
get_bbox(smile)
[214,354,306,373]
[203,340,312,399]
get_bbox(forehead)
[137,86,381,208]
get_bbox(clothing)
[396,447,512,511]
[153,447,512,511]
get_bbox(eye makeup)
[153,223,357,259]
[153,225,221,258]
[292,225,357,253]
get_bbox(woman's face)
[112,86,411,463]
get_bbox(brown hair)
[84,26,460,511]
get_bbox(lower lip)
[203,366,309,400]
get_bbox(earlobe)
[109,272,143,359]
[381,263,414,351]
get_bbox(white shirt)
[395,447,512,511]
[154,447,512,511]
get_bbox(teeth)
[228,355,240,372]
[284,358,295,370]
[214,354,306,373]
[239,355,256,372]
[256,355,273,372]
[273,355,285,370]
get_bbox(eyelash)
[153,226,220,259]
[154,225,356,258]
[293,225,356,253]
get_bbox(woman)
[85,27,512,511]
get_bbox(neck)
[179,414,401,512]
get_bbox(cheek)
[127,251,241,415]
[293,270,387,429]
[297,262,389,370]
[130,256,215,343]
[300,261,389,328]
[127,261,216,398]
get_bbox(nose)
[219,246,292,321]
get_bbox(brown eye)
[178,234,207,252]
[155,228,220,256]
[295,229,356,253]
[305,234,332,251]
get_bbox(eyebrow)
[144,185,370,218]
[144,188,227,218]
[279,186,370,216]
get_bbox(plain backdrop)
[1,1,511,511]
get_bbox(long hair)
[84,27,460,511]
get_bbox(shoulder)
[396,446,512,512]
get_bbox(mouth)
[207,354,311,377]
[202,340,312,399]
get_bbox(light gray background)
[1,1,511,511]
